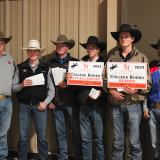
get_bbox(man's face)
[27,49,40,61]
[158,45,160,57]
[56,43,69,57]
[118,32,134,48]
[86,44,100,59]
[0,38,5,53]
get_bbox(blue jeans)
[0,97,12,160]
[80,107,106,160]
[149,108,160,160]
[52,104,82,160]
[110,103,142,160]
[17,103,48,160]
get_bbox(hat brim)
[2,36,12,44]
[21,46,46,53]
[111,29,142,44]
[79,42,107,52]
[50,39,75,50]
[150,44,158,50]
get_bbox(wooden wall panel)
[0,0,121,159]
[0,1,5,33]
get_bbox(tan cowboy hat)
[21,40,46,53]
[50,35,75,49]
[0,31,12,44]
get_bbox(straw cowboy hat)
[50,35,75,49]
[150,39,160,50]
[111,24,142,44]
[21,40,46,53]
[79,36,107,52]
[0,31,12,44]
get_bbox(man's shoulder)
[4,52,14,61]
[108,49,121,62]
[69,56,79,61]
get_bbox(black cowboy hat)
[79,36,107,52]
[50,35,75,50]
[150,39,160,50]
[111,24,142,44]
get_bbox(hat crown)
[157,39,160,45]
[119,24,132,32]
[57,35,68,42]
[28,40,40,49]
[0,31,4,38]
[87,36,99,44]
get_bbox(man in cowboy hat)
[143,39,160,160]
[66,36,107,160]
[102,24,152,160]
[12,40,55,160]
[0,31,15,159]
[47,35,82,160]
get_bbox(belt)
[0,95,8,100]
[153,101,160,110]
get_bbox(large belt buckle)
[0,95,7,100]
[154,101,160,110]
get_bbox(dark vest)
[16,59,49,105]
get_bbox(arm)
[139,55,152,94]
[143,97,150,119]
[12,67,22,92]
[12,67,32,92]
[38,67,55,111]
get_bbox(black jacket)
[16,59,49,105]
[47,53,79,106]
[78,55,107,108]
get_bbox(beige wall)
[0,0,121,159]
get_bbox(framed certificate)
[67,61,104,87]
[107,62,147,89]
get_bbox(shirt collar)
[0,50,6,57]
[57,53,68,64]
[28,60,39,68]
[119,49,131,62]
[87,56,99,62]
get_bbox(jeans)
[0,97,12,160]
[17,103,48,160]
[52,104,82,160]
[80,107,106,160]
[110,103,142,160]
[149,108,160,160]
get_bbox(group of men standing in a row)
[0,23,160,160]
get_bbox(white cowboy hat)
[21,40,46,53]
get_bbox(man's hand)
[38,102,47,111]
[66,72,72,80]
[89,90,101,100]
[20,79,32,88]
[109,88,125,100]
[59,81,68,88]
[49,102,56,109]
[143,109,150,119]
[124,85,138,94]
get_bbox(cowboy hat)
[79,36,107,52]
[0,31,12,44]
[21,40,46,53]
[50,35,75,49]
[111,24,142,44]
[150,39,160,50]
